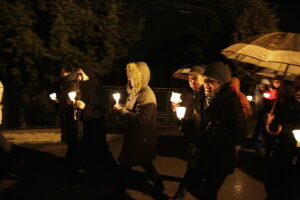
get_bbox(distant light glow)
[263,92,271,99]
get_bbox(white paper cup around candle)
[246,95,253,101]
[49,93,57,101]
[176,106,186,120]
[170,92,182,104]
[68,91,76,102]
[113,93,121,106]
[292,129,300,147]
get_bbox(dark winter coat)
[117,64,157,167]
[264,97,300,200]
[58,66,114,169]
[191,83,246,174]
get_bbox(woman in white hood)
[114,62,164,193]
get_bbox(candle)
[246,95,253,101]
[49,93,57,101]
[176,106,186,120]
[263,92,271,99]
[292,129,300,147]
[170,92,182,104]
[113,92,121,106]
[68,91,76,102]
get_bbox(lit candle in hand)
[49,93,57,101]
[176,106,186,120]
[68,91,76,102]
[292,129,300,147]
[246,95,253,101]
[170,92,182,104]
[113,92,121,106]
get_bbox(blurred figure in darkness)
[264,88,300,200]
[251,79,270,150]
[51,57,118,188]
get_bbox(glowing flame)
[170,92,182,104]
[263,92,271,99]
[113,93,121,106]
[246,95,253,101]
[176,106,186,120]
[68,91,76,102]
[292,129,300,147]
[49,93,57,101]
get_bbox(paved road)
[1,128,267,200]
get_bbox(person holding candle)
[53,57,118,188]
[264,88,300,200]
[170,65,205,200]
[180,61,246,200]
[113,61,164,194]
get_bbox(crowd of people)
[0,58,300,200]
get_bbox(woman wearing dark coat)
[114,61,164,192]
[55,61,117,183]
[183,61,246,200]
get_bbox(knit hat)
[189,65,205,76]
[202,61,231,84]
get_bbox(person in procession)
[52,56,118,187]
[170,65,205,200]
[113,61,164,194]
[264,88,300,200]
[182,61,246,200]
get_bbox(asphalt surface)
[0,128,267,200]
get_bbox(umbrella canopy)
[172,68,191,80]
[256,68,298,81]
[221,32,300,75]
[221,32,300,135]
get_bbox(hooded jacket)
[117,62,157,166]
[230,77,252,118]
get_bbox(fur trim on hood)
[126,62,150,95]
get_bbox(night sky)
[130,0,300,58]
[112,0,300,87]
